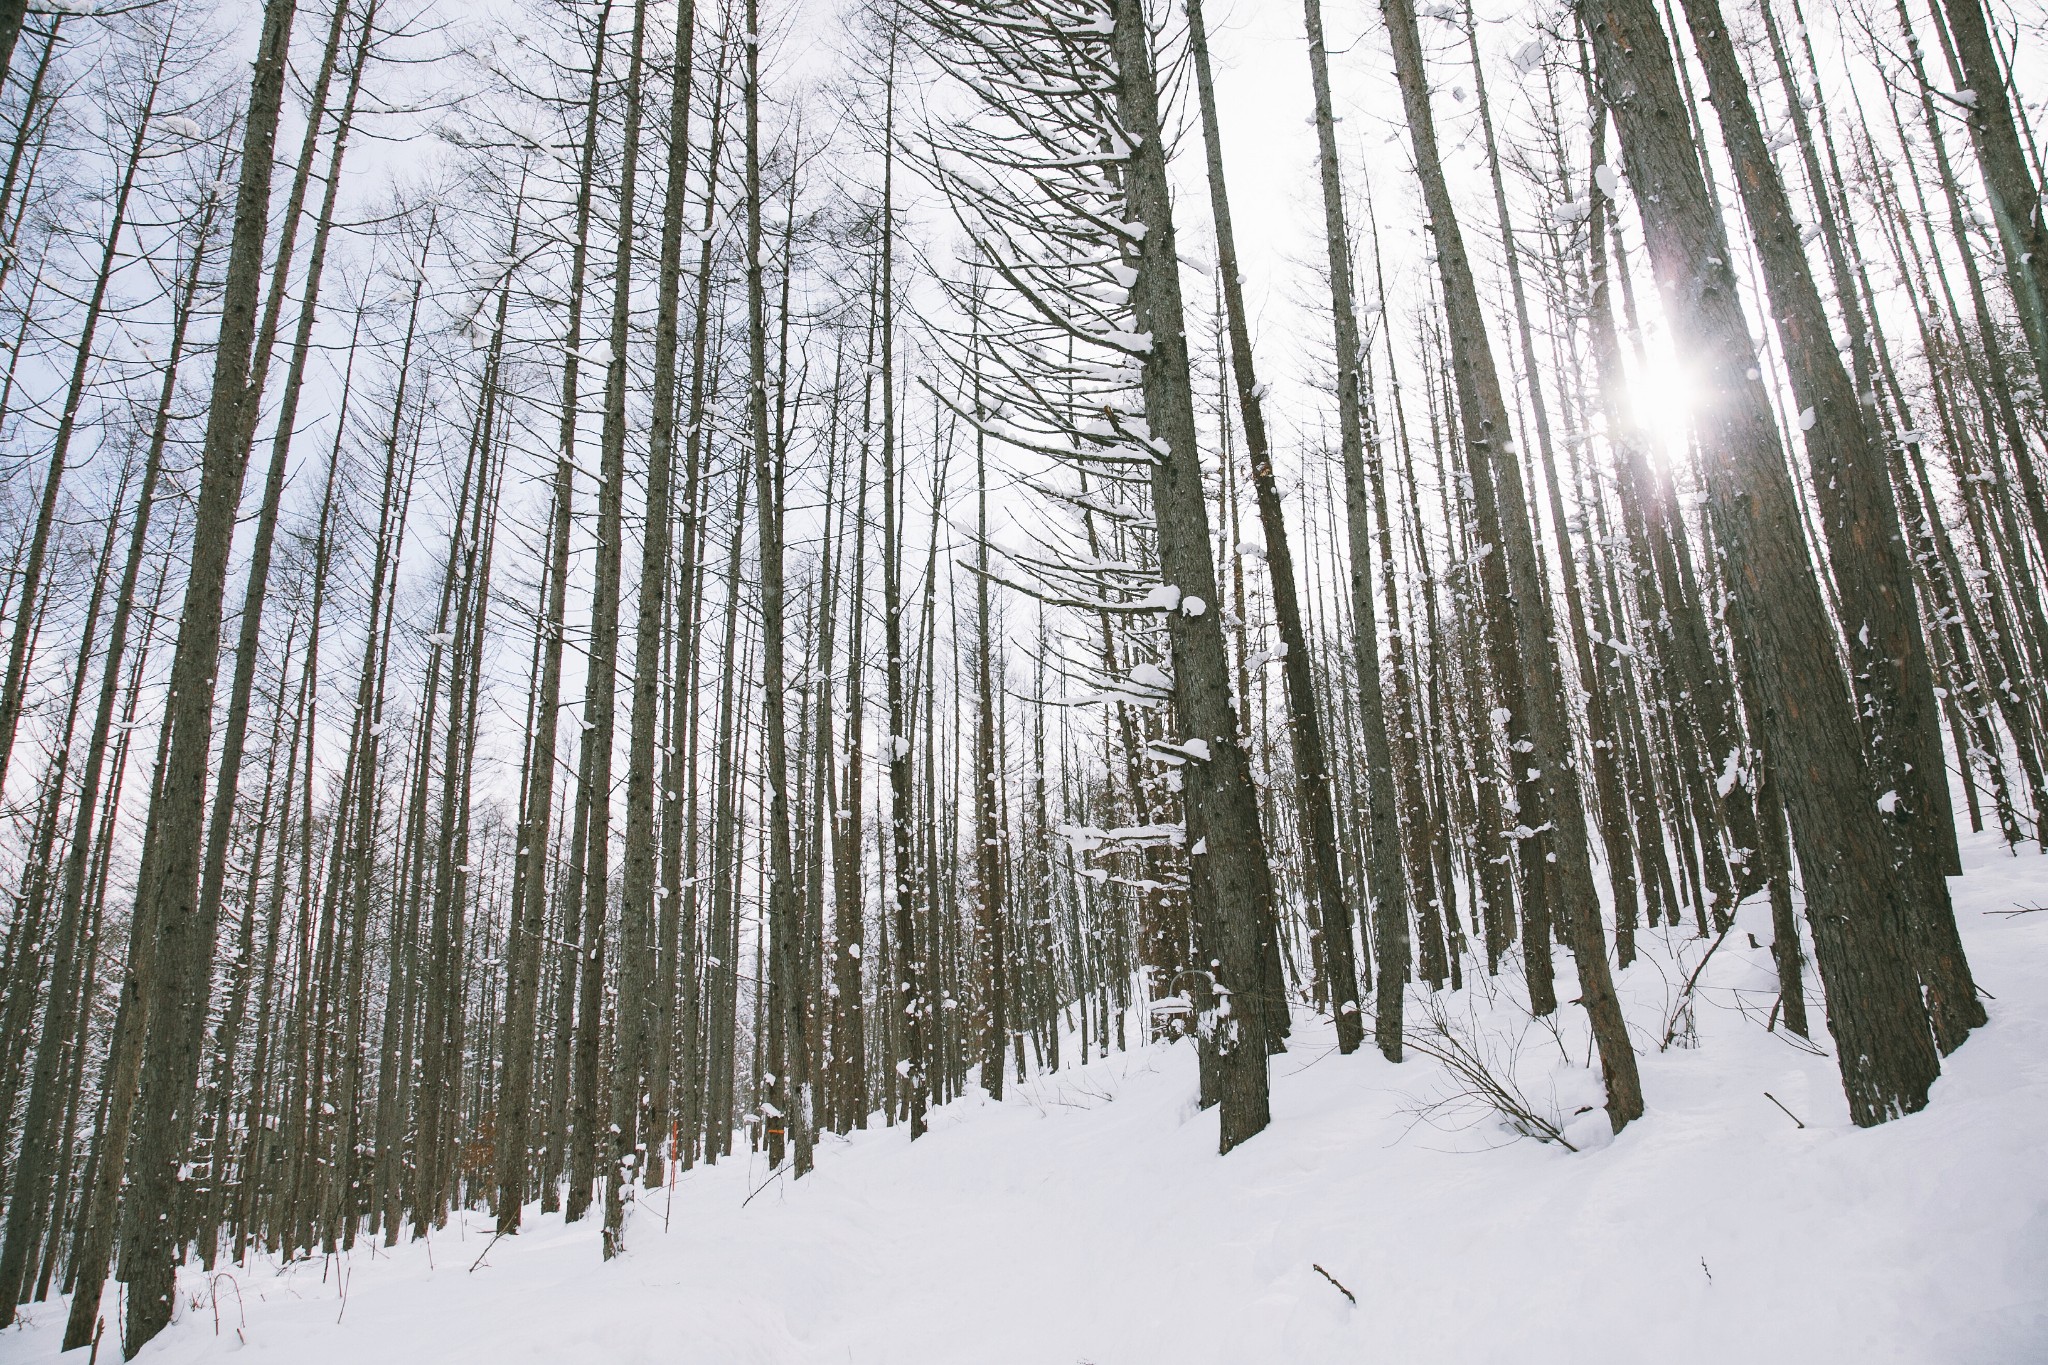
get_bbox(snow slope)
[6,831,2045,1364]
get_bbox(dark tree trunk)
[1581,0,1941,1126]
[1193,0,1366,1056]
[85,0,301,1346]
[1301,0,1405,1056]
[600,0,654,1258]
[1675,0,1980,1049]
[1113,0,1275,1151]
[637,0,702,1196]
[969,302,1009,1099]
[1935,0,2048,405]
[1384,0,1641,1130]
[536,0,614,1218]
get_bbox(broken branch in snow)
[1312,1263,1356,1306]
[1762,1092,1806,1129]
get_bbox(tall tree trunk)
[831,345,872,1132]
[1113,0,1275,1150]
[495,166,582,1234]
[1300,0,1404,1055]
[598,0,654,1257]
[0,204,214,1317]
[1675,0,1980,1049]
[1934,0,2048,406]
[536,0,614,1218]
[569,0,645,1230]
[1383,0,1641,1130]
[663,51,732,1175]
[76,0,300,1345]
[1581,0,1942,1126]
[703,475,752,1160]
[969,298,1009,1097]
[193,0,377,1035]
[744,0,803,1182]
[875,37,928,1142]
[637,0,701,1194]
[1192,0,1366,1056]
[1464,1,1640,939]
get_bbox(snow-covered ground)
[7,831,2045,1364]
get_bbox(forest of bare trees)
[0,0,2039,1354]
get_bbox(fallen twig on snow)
[1312,1263,1356,1306]
[741,1162,789,1210]
[1402,996,1578,1151]
[1763,1091,1806,1128]
[469,1230,506,1273]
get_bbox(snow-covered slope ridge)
[6,832,2044,1364]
